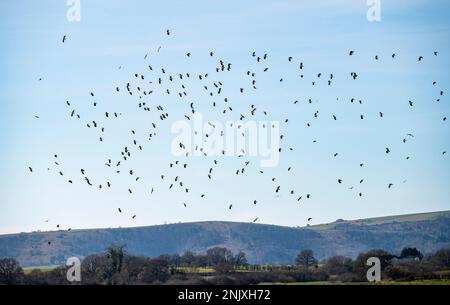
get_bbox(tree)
[206,247,234,266]
[169,254,181,268]
[44,266,68,285]
[81,254,109,284]
[104,245,126,284]
[430,248,450,269]
[295,250,318,267]
[106,245,125,272]
[123,255,150,283]
[353,249,394,280]
[323,255,353,275]
[195,254,208,268]
[399,247,423,260]
[233,251,248,267]
[80,245,127,284]
[180,251,196,267]
[215,262,233,274]
[0,258,23,284]
[138,258,169,283]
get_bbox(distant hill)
[1,211,449,266]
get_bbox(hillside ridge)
[1,210,449,266]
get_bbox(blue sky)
[0,0,449,234]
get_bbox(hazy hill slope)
[0,211,449,266]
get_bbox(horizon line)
[1,209,449,237]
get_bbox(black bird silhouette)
[25,42,449,237]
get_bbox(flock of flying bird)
[28,30,448,240]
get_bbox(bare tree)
[323,255,353,275]
[233,251,248,267]
[0,258,23,284]
[295,250,318,267]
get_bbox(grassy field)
[22,265,59,274]
[308,210,450,231]
[177,267,215,273]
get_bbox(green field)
[177,267,215,273]
[22,265,59,274]
[308,210,450,231]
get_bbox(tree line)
[0,246,449,285]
